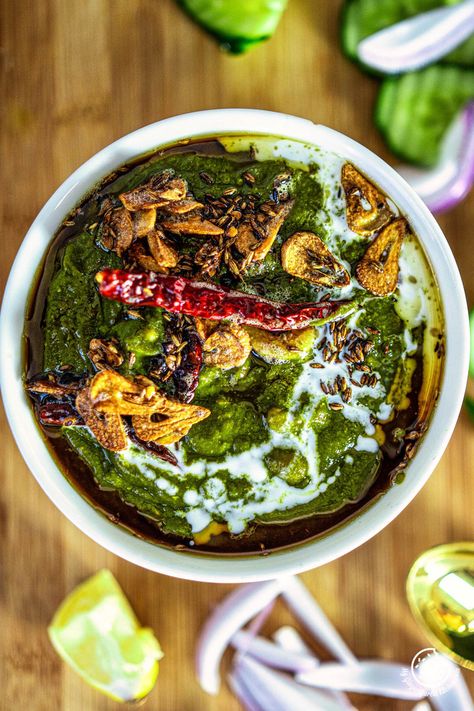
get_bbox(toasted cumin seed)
[320,382,329,395]
[228,259,241,277]
[354,344,365,361]
[342,389,352,403]
[310,362,324,369]
[243,171,255,185]
[329,402,344,411]
[199,172,214,185]
[223,187,237,196]
[366,327,380,335]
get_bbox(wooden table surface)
[1,1,473,709]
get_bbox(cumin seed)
[199,172,214,185]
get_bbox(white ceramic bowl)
[0,110,469,582]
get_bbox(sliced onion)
[282,577,358,665]
[245,601,275,637]
[399,101,474,214]
[227,670,263,711]
[358,2,474,74]
[231,629,318,673]
[231,655,349,711]
[297,661,427,700]
[195,578,287,695]
[273,626,355,711]
[272,625,319,657]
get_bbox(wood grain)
[1,1,473,709]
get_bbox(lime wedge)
[178,0,288,53]
[48,569,163,703]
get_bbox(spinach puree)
[27,138,441,553]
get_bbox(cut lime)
[178,0,288,53]
[48,569,163,703]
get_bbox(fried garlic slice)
[234,223,260,257]
[26,375,81,398]
[342,163,392,236]
[87,371,210,445]
[127,241,166,273]
[132,403,210,444]
[246,325,315,363]
[147,229,179,268]
[133,208,156,236]
[355,218,407,296]
[194,317,218,342]
[119,172,187,211]
[89,371,163,415]
[253,200,295,261]
[161,198,203,214]
[88,338,124,371]
[202,323,251,370]
[100,206,134,256]
[281,231,350,287]
[76,388,127,451]
[161,215,224,236]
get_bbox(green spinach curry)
[25,136,444,554]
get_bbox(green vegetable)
[177,0,288,53]
[465,397,474,422]
[264,447,309,487]
[341,0,474,72]
[185,397,269,460]
[375,65,474,166]
[43,233,122,371]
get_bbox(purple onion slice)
[399,101,474,214]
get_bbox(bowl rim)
[0,108,469,583]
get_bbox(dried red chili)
[96,269,344,332]
[173,329,202,403]
[38,402,83,427]
[128,429,179,467]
